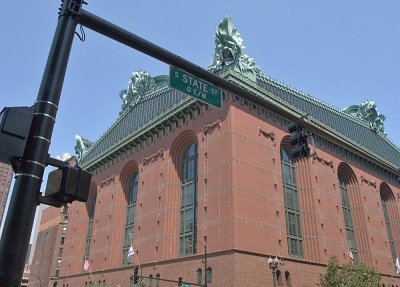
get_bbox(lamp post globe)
[268,256,279,287]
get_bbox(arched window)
[130,277,134,287]
[84,191,97,259]
[123,172,139,265]
[179,143,198,256]
[206,267,212,283]
[280,148,303,258]
[380,183,397,263]
[338,173,358,263]
[197,268,202,284]
[149,274,153,287]
[156,274,160,287]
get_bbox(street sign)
[169,66,222,109]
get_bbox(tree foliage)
[319,256,381,287]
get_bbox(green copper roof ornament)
[119,70,155,115]
[208,16,261,81]
[342,100,386,136]
[74,134,93,160]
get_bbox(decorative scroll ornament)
[208,16,261,81]
[74,134,93,160]
[142,148,165,167]
[342,100,386,136]
[100,174,116,188]
[202,119,222,140]
[258,127,275,141]
[360,175,377,188]
[119,70,155,115]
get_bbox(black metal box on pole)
[0,106,34,164]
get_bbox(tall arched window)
[280,148,303,258]
[155,274,160,287]
[338,174,358,263]
[123,172,139,265]
[84,191,97,259]
[179,143,198,256]
[380,183,397,263]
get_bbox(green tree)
[319,256,381,287]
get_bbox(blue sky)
[1,1,400,234]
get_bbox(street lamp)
[268,256,279,287]
[188,237,208,287]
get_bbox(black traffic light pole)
[0,0,82,285]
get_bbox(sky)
[1,1,400,235]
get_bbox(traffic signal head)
[287,123,310,159]
[44,165,92,204]
[0,106,34,164]
[133,267,139,284]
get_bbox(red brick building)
[57,17,400,287]
[29,205,69,287]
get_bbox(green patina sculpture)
[208,16,261,81]
[119,70,155,114]
[74,134,93,159]
[342,100,386,135]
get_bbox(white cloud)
[56,152,72,161]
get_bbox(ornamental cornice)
[220,78,400,186]
[225,72,399,176]
[82,99,207,173]
[256,74,400,153]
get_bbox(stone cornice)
[223,70,399,180]
[220,70,399,186]
[81,98,207,174]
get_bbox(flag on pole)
[347,249,354,263]
[395,257,400,274]
[83,257,90,271]
[127,244,135,262]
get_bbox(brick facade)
[30,206,69,287]
[54,99,400,287]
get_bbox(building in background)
[29,205,69,287]
[0,162,13,227]
[44,17,400,286]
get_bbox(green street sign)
[169,66,222,109]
